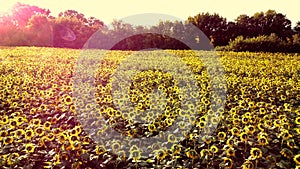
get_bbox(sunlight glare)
[0,0,17,15]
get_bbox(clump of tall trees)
[0,3,103,48]
[0,3,299,52]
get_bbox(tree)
[58,10,87,23]
[52,16,85,48]
[87,16,104,28]
[187,12,228,46]
[262,10,292,38]
[294,21,300,33]
[9,2,50,28]
[0,3,51,46]
[235,14,253,37]
[26,14,53,46]
[53,10,104,48]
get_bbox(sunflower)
[46,132,55,141]
[16,116,27,125]
[148,123,157,133]
[273,119,281,128]
[57,133,67,144]
[14,129,25,138]
[111,141,121,152]
[71,140,81,150]
[296,117,300,125]
[200,149,211,158]
[250,147,262,159]
[1,115,9,125]
[294,154,300,165]
[197,121,206,129]
[31,118,41,126]
[7,152,20,165]
[9,119,18,129]
[210,145,219,154]
[63,95,73,105]
[24,143,36,153]
[189,133,199,141]
[130,150,141,161]
[25,128,34,140]
[43,121,52,130]
[279,130,291,140]
[224,138,234,148]
[222,157,233,169]
[287,139,296,149]
[53,154,61,165]
[242,117,249,125]
[258,136,268,146]
[295,128,300,134]
[230,127,240,136]
[95,145,106,155]
[257,123,265,131]
[69,128,78,136]
[155,149,168,160]
[35,127,45,137]
[69,135,80,143]
[264,120,272,127]
[167,134,177,143]
[259,108,266,115]
[117,150,126,160]
[171,144,182,155]
[242,160,254,169]
[245,125,256,135]
[186,149,198,159]
[226,147,236,157]
[3,136,13,145]
[280,148,293,158]
[218,132,226,141]
[39,104,48,111]
[0,130,8,140]
[240,132,249,142]
[30,108,37,115]
[281,122,290,130]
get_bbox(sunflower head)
[294,154,300,165]
[240,132,249,142]
[280,148,293,158]
[220,157,233,169]
[218,131,227,141]
[24,143,36,154]
[242,160,254,169]
[95,145,106,155]
[226,147,236,157]
[250,147,262,160]
[155,149,168,160]
[186,149,198,159]
[210,145,219,154]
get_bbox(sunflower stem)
[255,159,258,169]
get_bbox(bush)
[221,33,300,53]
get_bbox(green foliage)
[187,12,228,46]
[222,33,300,53]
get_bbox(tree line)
[0,3,300,52]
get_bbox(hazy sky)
[0,0,299,26]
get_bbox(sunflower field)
[0,47,300,169]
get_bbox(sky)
[0,0,299,27]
